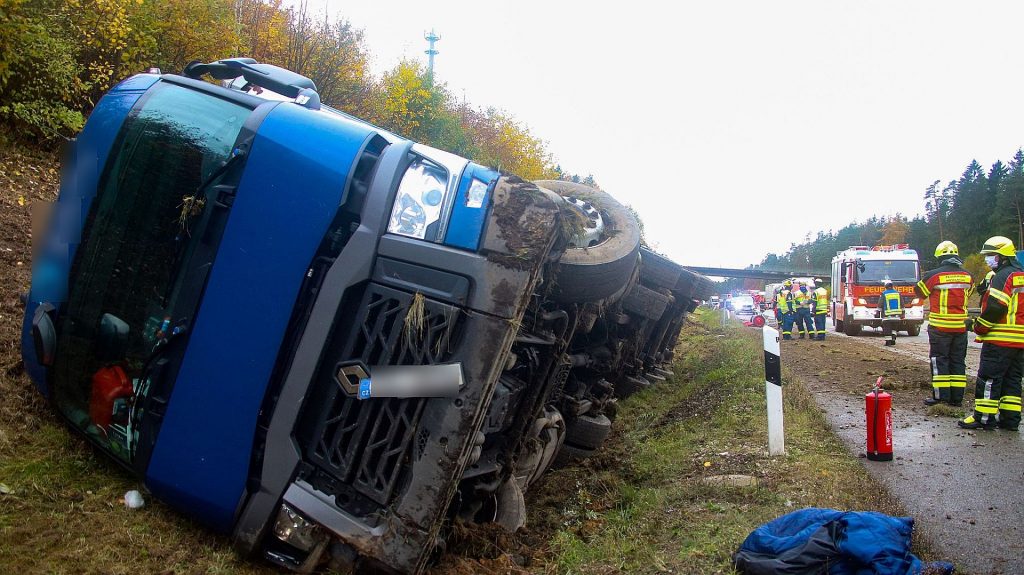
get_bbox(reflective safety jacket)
[777,289,790,312]
[880,289,903,316]
[973,260,1024,348]
[793,288,811,309]
[813,287,829,315]
[915,258,973,333]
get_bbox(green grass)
[542,310,909,574]
[925,403,965,419]
[0,384,271,575]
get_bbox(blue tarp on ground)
[733,508,954,575]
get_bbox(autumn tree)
[879,216,910,244]
[0,0,100,140]
[233,0,289,62]
[276,2,370,112]
[0,0,570,186]
[367,60,437,141]
[462,107,557,180]
[962,253,989,285]
[123,0,239,82]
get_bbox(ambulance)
[830,244,925,336]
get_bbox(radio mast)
[424,29,440,86]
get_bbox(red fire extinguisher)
[865,376,893,461]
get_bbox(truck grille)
[305,284,461,506]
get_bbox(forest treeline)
[0,0,591,181]
[759,150,1024,280]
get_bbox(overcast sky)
[307,1,1024,269]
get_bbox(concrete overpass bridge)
[685,266,830,282]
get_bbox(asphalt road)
[831,319,985,378]
[742,308,985,375]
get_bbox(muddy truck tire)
[552,443,596,469]
[844,315,860,336]
[639,247,683,290]
[565,412,612,450]
[614,375,651,398]
[622,283,671,320]
[534,180,641,304]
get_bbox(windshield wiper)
[161,148,249,307]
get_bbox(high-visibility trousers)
[813,313,827,340]
[973,343,1023,429]
[928,326,968,404]
[796,308,813,337]
[782,312,795,339]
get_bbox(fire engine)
[830,244,924,336]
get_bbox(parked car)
[732,295,756,315]
[22,59,710,574]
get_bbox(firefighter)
[779,280,795,340]
[811,279,829,340]
[793,282,814,339]
[916,241,973,407]
[960,236,1023,431]
[878,280,903,344]
[774,285,785,328]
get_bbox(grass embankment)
[535,309,907,574]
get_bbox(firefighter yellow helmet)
[784,280,792,287]
[934,240,958,258]
[980,236,1016,258]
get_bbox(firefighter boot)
[957,414,996,431]
[924,380,955,406]
[997,395,1021,431]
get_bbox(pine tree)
[996,150,1024,246]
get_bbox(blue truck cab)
[23,59,708,573]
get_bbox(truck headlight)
[387,156,449,240]
[273,504,323,552]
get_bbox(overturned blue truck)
[22,59,713,573]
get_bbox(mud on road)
[780,331,1024,575]
[832,323,984,378]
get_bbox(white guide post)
[763,325,785,456]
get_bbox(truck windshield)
[52,82,250,464]
[856,260,918,283]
